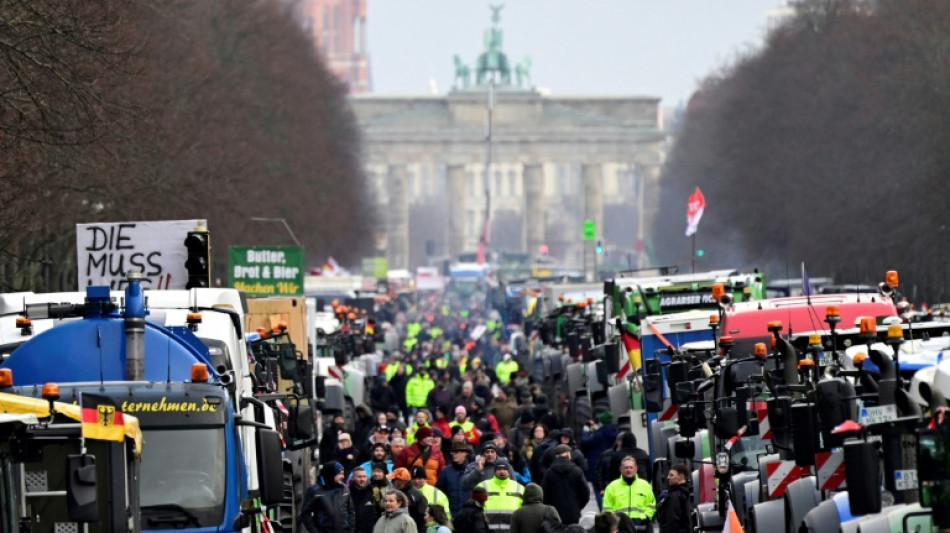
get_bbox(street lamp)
[249,217,301,247]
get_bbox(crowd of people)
[300,292,693,533]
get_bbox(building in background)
[351,8,666,272]
[296,0,371,93]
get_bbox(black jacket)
[607,433,651,484]
[370,382,398,414]
[454,500,490,533]
[436,461,470,517]
[300,482,355,533]
[348,483,380,533]
[400,483,428,533]
[657,483,691,533]
[541,457,590,525]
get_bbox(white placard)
[895,469,918,491]
[859,405,897,425]
[76,219,206,290]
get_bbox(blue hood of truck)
[1,318,214,385]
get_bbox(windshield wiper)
[142,504,202,527]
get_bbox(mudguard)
[608,382,631,421]
[696,509,724,531]
[567,362,584,395]
[841,505,902,533]
[751,499,785,533]
[855,505,906,533]
[743,479,760,518]
[833,491,855,523]
[784,477,819,533]
[731,471,758,524]
[800,498,841,533]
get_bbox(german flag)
[81,393,125,443]
[620,331,642,371]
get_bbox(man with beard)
[386,467,428,533]
[362,425,391,463]
[353,442,392,481]
[657,463,691,533]
[370,462,392,511]
[350,467,381,533]
[460,442,500,492]
[301,461,355,533]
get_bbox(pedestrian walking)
[424,504,452,533]
[351,467,382,533]
[602,457,655,527]
[541,445,590,525]
[657,463,691,533]
[373,489,418,533]
[387,467,429,533]
[301,462,355,533]
[454,487,490,533]
[509,483,560,533]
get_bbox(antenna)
[166,333,172,384]
[97,325,104,389]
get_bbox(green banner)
[229,245,304,297]
[361,256,388,280]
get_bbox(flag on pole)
[801,262,815,297]
[81,393,125,443]
[722,499,744,533]
[685,187,706,237]
[620,331,642,371]
[476,218,491,265]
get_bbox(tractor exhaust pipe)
[124,272,146,381]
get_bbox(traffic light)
[184,230,210,289]
[595,240,603,254]
[696,249,705,257]
[425,239,435,256]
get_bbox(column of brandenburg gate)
[350,88,666,272]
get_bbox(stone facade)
[350,88,666,270]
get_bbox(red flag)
[685,187,706,236]
[81,393,125,443]
[620,332,642,371]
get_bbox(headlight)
[716,452,729,475]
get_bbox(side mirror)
[714,407,739,440]
[673,381,694,406]
[287,404,318,450]
[674,439,694,459]
[604,343,621,374]
[667,362,688,403]
[256,429,284,506]
[845,440,881,515]
[919,428,950,528]
[66,454,99,522]
[678,405,697,438]
[791,404,818,466]
[642,359,663,413]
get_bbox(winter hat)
[320,462,344,485]
[519,411,534,424]
[411,466,428,479]
[493,459,511,472]
[387,467,411,481]
[338,433,351,443]
[370,461,388,474]
[455,405,467,415]
[415,426,434,440]
[599,411,614,425]
[471,486,489,503]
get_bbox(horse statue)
[515,56,532,88]
[453,55,471,89]
[476,27,510,85]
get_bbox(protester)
[509,483,560,533]
[396,426,445,485]
[320,413,345,463]
[425,504,453,533]
[450,406,482,446]
[657,463,691,533]
[351,467,382,533]
[607,433,651,484]
[591,512,620,533]
[580,412,618,508]
[387,468,429,533]
[453,487,490,533]
[460,442,500,492]
[411,466,452,519]
[437,441,472,517]
[373,489,418,533]
[602,457,655,526]
[301,462,355,533]
[541,444,590,525]
[478,460,523,512]
[334,433,359,476]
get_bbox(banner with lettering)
[229,245,304,297]
[76,220,206,290]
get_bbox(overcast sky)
[368,1,787,106]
